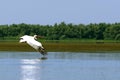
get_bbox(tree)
[115,34,120,40]
[0,29,4,39]
[0,22,120,40]
[104,24,120,40]
[96,23,106,40]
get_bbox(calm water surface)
[0,52,120,80]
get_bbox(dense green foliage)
[0,22,120,40]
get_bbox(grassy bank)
[0,41,120,52]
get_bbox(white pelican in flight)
[19,35,47,56]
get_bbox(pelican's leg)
[38,47,47,55]
[41,48,47,55]
[38,47,48,59]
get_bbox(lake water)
[0,52,120,80]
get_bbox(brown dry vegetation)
[0,41,120,52]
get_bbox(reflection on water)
[20,59,41,80]
[0,52,120,80]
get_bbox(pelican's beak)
[37,35,42,38]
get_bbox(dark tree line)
[0,22,120,40]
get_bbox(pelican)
[19,35,47,56]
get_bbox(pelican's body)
[19,35,47,55]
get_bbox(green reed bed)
[0,41,120,52]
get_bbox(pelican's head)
[33,35,38,40]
